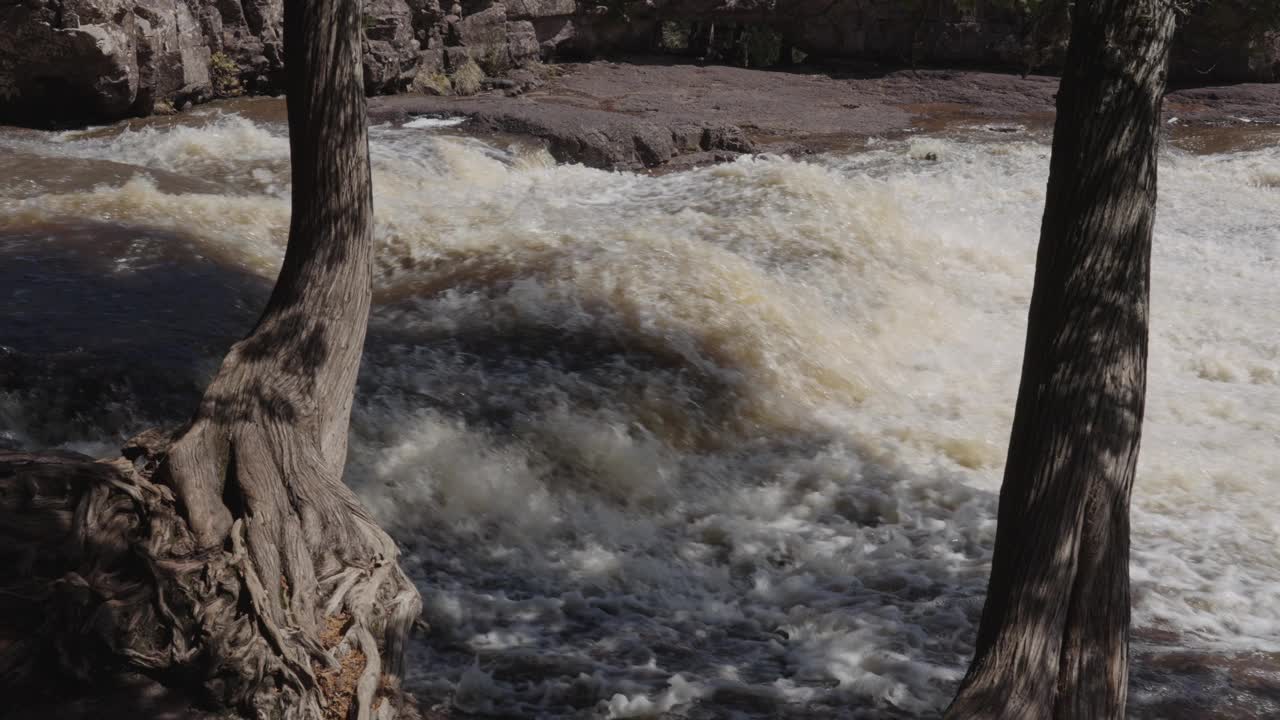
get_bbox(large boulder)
[1,0,211,124]
[506,20,541,66]
[133,0,214,108]
[0,0,421,123]
[215,0,285,86]
[504,0,575,18]
[440,3,544,73]
[363,0,422,93]
[450,3,508,47]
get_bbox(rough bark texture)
[944,2,1176,719]
[157,0,423,713]
[0,0,421,716]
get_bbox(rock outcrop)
[1,0,213,122]
[1,0,1277,125]
[1171,1,1280,84]
[607,0,1279,82]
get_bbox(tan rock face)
[1,0,1277,125]
[0,0,422,123]
[1,4,143,121]
[1,0,221,123]
[364,0,422,93]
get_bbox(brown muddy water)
[2,99,1278,718]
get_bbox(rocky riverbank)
[3,0,1279,127]
[367,60,1280,171]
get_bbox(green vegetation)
[414,68,452,96]
[660,21,689,51]
[478,45,511,76]
[209,51,242,97]
[450,59,485,96]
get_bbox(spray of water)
[1,109,1277,717]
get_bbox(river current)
[1,101,1277,718]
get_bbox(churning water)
[1,101,1278,718]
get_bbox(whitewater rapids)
[1,103,1277,718]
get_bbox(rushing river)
[1,100,1278,718]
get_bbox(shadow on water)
[354,299,1001,716]
[1129,641,1280,720]
[3,227,1278,718]
[360,300,749,455]
[0,222,269,447]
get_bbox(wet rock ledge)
[368,60,1280,172]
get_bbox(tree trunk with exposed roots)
[0,0,421,717]
[944,2,1176,719]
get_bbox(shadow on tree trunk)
[1,0,424,712]
[945,1,1177,718]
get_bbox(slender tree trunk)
[691,22,716,61]
[0,0,420,716]
[945,2,1175,719]
[157,0,423,713]
[167,0,373,557]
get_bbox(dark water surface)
[2,105,1279,718]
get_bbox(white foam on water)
[403,116,468,129]
[2,112,1277,717]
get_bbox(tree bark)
[0,0,421,716]
[945,2,1176,719]
[158,0,423,712]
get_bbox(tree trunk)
[0,0,421,716]
[690,22,715,61]
[945,2,1176,719]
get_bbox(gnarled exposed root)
[0,427,423,720]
